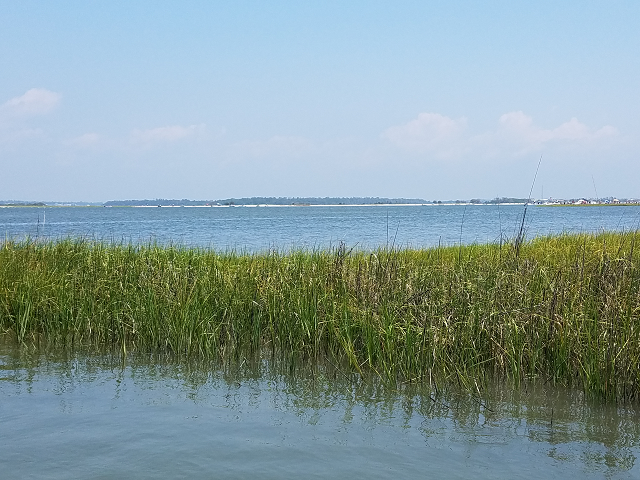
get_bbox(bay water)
[2,204,640,252]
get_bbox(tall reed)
[1,232,639,401]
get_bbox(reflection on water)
[1,338,639,479]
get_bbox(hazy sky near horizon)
[1,1,638,202]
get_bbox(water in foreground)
[2,338,639,479]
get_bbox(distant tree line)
[484,197,529,204]
[0,201,47,207]
[104,199,211,207]
[216,197,428,205]
[104,197,428,207]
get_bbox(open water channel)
[2,205,640,477]
[1,203,640,252]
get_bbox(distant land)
[0,202,48,207]
[103,197,429,207]
[1,196,639,207]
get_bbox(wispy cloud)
[383,111,619,160]
[0,88,61,118]
[231,135,313,159]
[64,132,101,148]
[131,124,205,144]
[0,88,62,147]
[382,113,467,156]
[0,128,45,146]
[478,111,619,155]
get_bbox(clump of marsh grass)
[1,232,639,402]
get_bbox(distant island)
[0,202,47,207]
[103,197,429,207]
[2,196,639,207]
[102,195,640,207]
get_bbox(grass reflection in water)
[2,342,640,478]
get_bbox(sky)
[1,1,638,202]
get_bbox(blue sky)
[1,1,638,202]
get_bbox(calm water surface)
[1,339,639,479]
[1,204,640,251]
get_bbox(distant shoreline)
[2,201,639,208]
[125,202,530,208]
[540,203,640,207]
[1,202,534,208]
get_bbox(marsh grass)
[1,232,639,401]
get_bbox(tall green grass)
[1,232,639,401]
